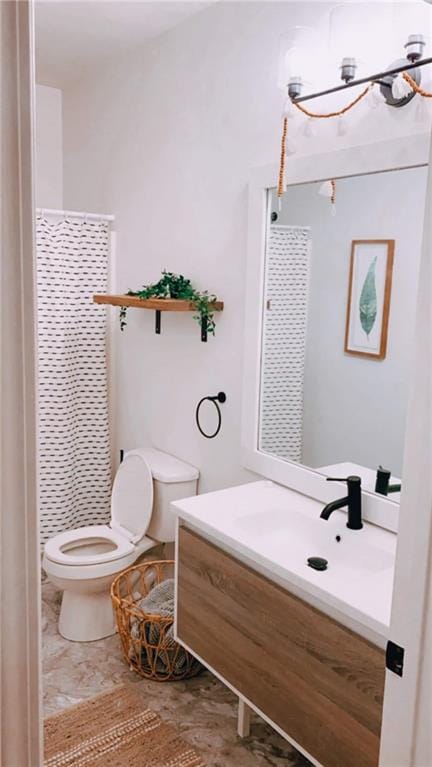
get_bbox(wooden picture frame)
[344,239,395,360]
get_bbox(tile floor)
[42,581,312,767]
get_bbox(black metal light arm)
[292,56,432,104]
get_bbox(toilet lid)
[110,451,153,542]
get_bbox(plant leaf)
[359,256,377,338]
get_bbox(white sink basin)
[172,480,397,646]
[235,506,394,574]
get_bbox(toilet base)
[59,588,117,642]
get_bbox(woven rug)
[44,685,206,767]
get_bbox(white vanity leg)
[237,699,252,738]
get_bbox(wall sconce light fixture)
[278,31,432,198]
[287,33,429,109]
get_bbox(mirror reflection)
[260,166,427,501]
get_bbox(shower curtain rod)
[36,207,115,222]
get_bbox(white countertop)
[172,480,397,648]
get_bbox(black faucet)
[375,465,401,496]
[320,476,363,530]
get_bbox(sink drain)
[307,556,328,571]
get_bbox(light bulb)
[392,73,413,100]
[331,205,337,218]
[302,118,317,138]
[337,116,349,136]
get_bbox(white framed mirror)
[242,134,430,531]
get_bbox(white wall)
[274,167,425,477]
[61,1,432,493]
[35,84,63,208]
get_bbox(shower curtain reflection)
[259,225,310,461]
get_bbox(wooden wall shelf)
[93,294,224,312]
[93,294,224,342]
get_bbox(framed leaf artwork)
[344,240,395,360]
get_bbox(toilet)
[43,447,199,642]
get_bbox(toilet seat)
[44,451,155,569]
[44,524,135,566]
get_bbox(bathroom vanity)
[173,139,427,766]
[173,481,396,767]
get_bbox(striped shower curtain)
[36,215,112,545]
[259,225,310,462]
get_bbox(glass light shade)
[285,45,303,78]
[278,26,318,90]
[328,3,397,76]
[389,4,432,59]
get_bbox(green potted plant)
[119,271,221,339]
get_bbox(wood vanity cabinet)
[177,525,385,767]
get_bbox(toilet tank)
[138,448,199,542]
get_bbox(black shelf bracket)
[155,310,161,335]
[153,309,213,342]
[201,316,208,343]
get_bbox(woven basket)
[111,560,201,682]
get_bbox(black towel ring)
[195,392,227,439]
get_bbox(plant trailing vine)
[119,271,221,337]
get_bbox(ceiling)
[35,1,213,88]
